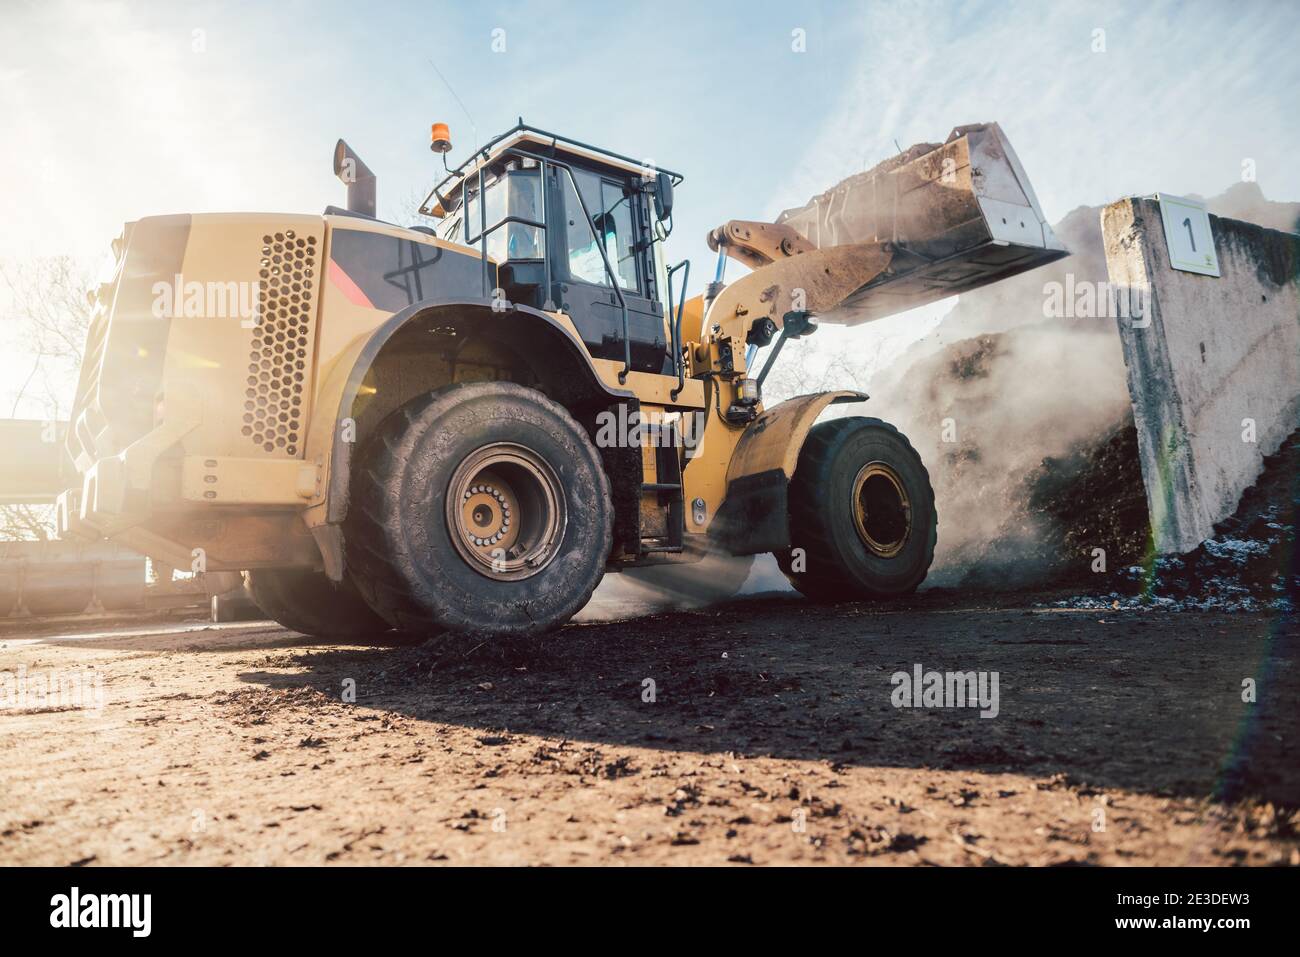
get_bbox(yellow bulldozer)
[55,120,1065,638]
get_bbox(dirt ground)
[1,586,1296,867]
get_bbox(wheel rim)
[445,442,566,581]
[851,461,912,558]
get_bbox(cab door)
[552,166,669,375]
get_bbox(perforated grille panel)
[244,230,317,455]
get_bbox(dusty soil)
[1,588,1296,867]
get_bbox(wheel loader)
[55,120,1065,638]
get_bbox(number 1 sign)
[1157,193,1221,277]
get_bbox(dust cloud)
[861,323,1132,586]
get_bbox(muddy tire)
[344,382,613,637]
[776,417,936,602]
[245,567,390,639]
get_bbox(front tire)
[344,382,613,637]
[776,417,936,601]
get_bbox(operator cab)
[423,123,683,377]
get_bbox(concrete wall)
[1103,197,1299,553]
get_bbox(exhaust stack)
[333,139,376,218]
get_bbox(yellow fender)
[715,390,867,555]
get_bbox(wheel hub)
[446,443,565,581]
[851,461,912,558]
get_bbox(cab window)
[562,171,607,286]
[596,181,639,291]
[562,168,639,292]
[465,168,543,261]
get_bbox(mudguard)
[715,390,867,555]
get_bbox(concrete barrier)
[1102,197,1299,553]
[0,541,146,617]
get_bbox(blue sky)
[1,0,1298,412]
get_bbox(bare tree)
[761,332,873,405]
[0,504,54,542]
[1,254,93,415]
[382,186,437,230]
[0,255,94,540]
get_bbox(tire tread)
[779,416,937,602]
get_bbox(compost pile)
[1056,428,1299,611]
[1023,419,1151,579]
[947,415,1152,589]
[876,320,1294,607]
[862,322,1136,588]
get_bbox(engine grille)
[244,230,318,455]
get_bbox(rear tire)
[344,382,613,637]
[245,567,390,639]
[776,417,936,601]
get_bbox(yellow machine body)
[56,122,1063,583]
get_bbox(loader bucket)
[777,123,1067,325]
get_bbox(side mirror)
[653,171,674,222]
